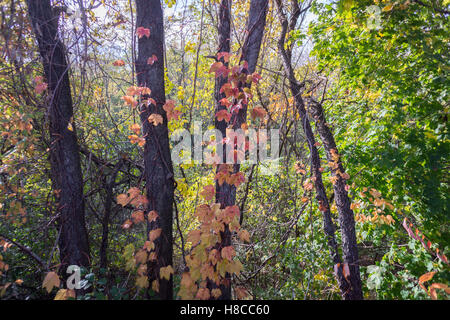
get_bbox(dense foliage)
[0,0,448,300]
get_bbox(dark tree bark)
[274,0,361,299]
[135,0,174,300]
[309,101,363,300]
[233,0,269,129]
[100,159,124,270]
[211,0,268,300]
[212,0,233,300]
[26,0,90,276]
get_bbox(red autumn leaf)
[221,246,236,261]
[147,54,158,65]
[200,185,215,201]
[217,51,230,62]
[215,109,232,122]
[219,98,231,108]
[251,107,267,120]
[136,26,150,38]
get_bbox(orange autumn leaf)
[131,210,145,224]
[149,228,162,241]
[122,95,138,107]
[148,113,163,126]
[187,229,201,245]
[148,210,159,222]
[130,123,141,135]
[419,271,436,284]
[112,59,125,66]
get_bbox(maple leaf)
[137,263,147,276]
[251,107,267,120]
[217,259,229,278]
[112,59,125,66]
[54,289,75,300]
[149,228,162,241]
[128,135,146,147]
[215,109,232,122]
[217,51,230,62]
[136,26,150,38]
[187,229,201,245]
[131,210,145,224]
[122,95,138,108]
[160,265,174,280]
[163,100,182,121]
[147,54,158,65]
[238,229,250,243]
[229,172,245,187]
[141,87,151,95]
[134,249,147,264]
[235,287,249,300]
[209,61,223,74]
[148,113,163,126]
[219,98,231,108]
[117,194,129,206]
[136,276,149,288]
[228,259,243,275]
[196,287,211,300]
[126,86,140,96]
[143,240,155,252]
[35,82,48,94]
[200,185,215,201]
[221,246,236,261]
[251,72,262,84]
[148,210,159,222]
[221,205,240,224]
[42,271,60,293]
[130,123,141,135]
[34,76,48,94]
[122,219,132,229]
[152,280,159,293]
[211,288,222,299]
[195,204,214,223]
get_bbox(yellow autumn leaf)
[159,265,174,281]
[54,289,75,300]
[42,271,60,293]
[136,276,149,288]
[382,3,394,12]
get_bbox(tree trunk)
[135,0,174,300]
[26,0,90,277]
[211,0,269,300]
[309,101,363,299]
[274,0,357,299]
[212,0,233,300]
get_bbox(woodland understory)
[0,0,448,300]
